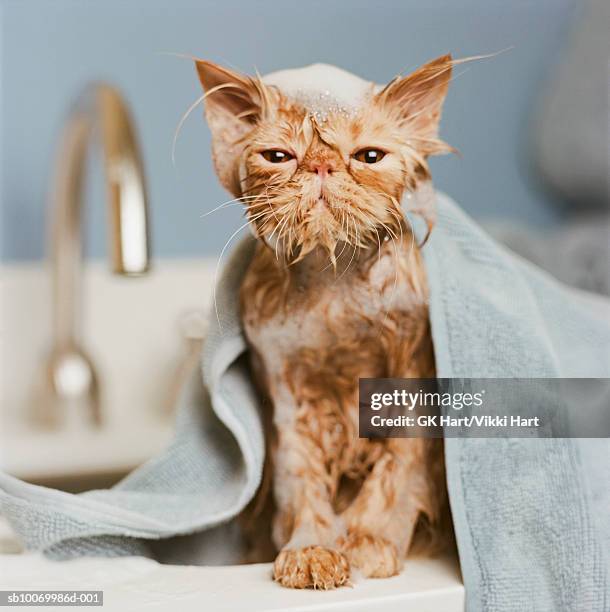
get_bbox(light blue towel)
[1,193,608,610]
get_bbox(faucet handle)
[34,345,101,429]
[163,310,208,417]
[178,309,208,342]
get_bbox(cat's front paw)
[273,546,350,589]
[339,531,402,578]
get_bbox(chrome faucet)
[35,83,151,428]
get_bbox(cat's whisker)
[370,200,401,331]
[264,188,281,223]
[328,211,351,268]
[285,212,297,260]
[401,211,417,261]
[239,172,258,185]
[380,231,400,330]
[246,209,275,226]
[200,195,260,218]
[213,216,262,332]
[235,108,259,120]
[200,202,242,218]
[387,210,406,242]
[267,203,294,241]
[336,215,358,282]
[285,202,302,261]
[322,229,348,272]
[373,226,383,264]
[271,214,292,260]
[243,175,287,193]
[243,208,277,241]
[339,209,347,241]
[378,220,398,242]
[388,195,414,255]
[171,93,206,167]
[382,196,414,331]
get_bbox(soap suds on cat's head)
[263,64,378,122]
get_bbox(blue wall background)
[0,0,578,261]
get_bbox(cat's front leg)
[271,421,350,589]
[339,439,431,578]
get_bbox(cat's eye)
[261,149,294,163]
[353,148,386,164]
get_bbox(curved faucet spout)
[39,83,151,427]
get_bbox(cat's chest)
[240,243,428,368]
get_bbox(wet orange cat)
[195,56,454,588]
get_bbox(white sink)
[0,259,215,482]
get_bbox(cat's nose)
[310,161,334,179]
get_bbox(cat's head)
[194,56,454,264]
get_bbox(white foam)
[263,64,377,119]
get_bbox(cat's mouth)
[305,196,332,221]
[312,197,328,212]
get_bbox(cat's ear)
[378,54,453,154]
[194,60,265,195]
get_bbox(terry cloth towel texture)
[1,193,609,611]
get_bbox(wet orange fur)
[195,56,455,588]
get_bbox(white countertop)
[0,518,463,612]
[0,551,464,612]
